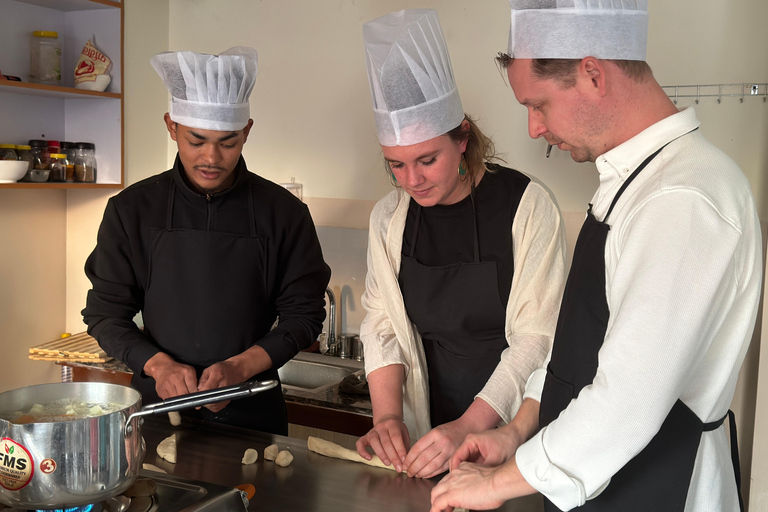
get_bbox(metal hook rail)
[544,82,766,158]
[662,83,768,105]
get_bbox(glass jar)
[45,140,61,166]
[48,153,67,182]
[29,31,61,85]
[16,145,34,182]
[29,140,48,170]
[0,144,18,160]
[60,142,76,181]
[74,142,97,183]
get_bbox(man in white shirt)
[430,3,761,512]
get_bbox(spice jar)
[45,140,60,166]
[29,31,61,85]
[0,144,18,160]
[29,140,48,169]
[16,145,34,182]
[60,142,76,181]
[74,142,97,183]
[49,153,67,182]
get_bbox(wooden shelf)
[11,0,121,11]
[0,80,121,100]
[0,182,122,189]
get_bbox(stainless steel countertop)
[140,415,544,512]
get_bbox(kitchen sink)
[278,355,364,393]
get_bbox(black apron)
[539,141,743,511]
[138,181,288,435]
[399,196,510,427]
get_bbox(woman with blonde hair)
[356,8,567,479]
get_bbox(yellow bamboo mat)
[29,332,112,363]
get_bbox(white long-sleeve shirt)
[360,176,567,440]
[517,108,762,512]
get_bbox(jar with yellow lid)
[48,153,67,182]
[29,31,61,85]
[0,144,18,161]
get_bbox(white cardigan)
[360,178,567,440]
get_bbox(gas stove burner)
[1,470,247,512]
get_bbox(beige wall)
[0,191,65,391]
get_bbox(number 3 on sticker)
[40,459,56,474]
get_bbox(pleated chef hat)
[150,46,258,131]
[363,9,464,147]
[507,0,649,60]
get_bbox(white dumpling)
[275,450,293,467]
[241,448,259,465]
[264,444,279,461]
[168,411,182,426]
[157,434,177,463]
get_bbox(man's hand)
[143,352,198,400]
[197,360,245,412]
[430,461,515,512]
[356,414,411,473]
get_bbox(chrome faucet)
[324,287,337,354]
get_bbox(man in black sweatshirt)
[82,47,330,435]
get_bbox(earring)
[386,162,398,184]
[458,156,468,182]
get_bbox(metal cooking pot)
[0,379,277,509]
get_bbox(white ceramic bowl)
[0,161,29,183]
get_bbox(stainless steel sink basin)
[278,358,363,393]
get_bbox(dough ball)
[88,405,105,416]
[275,450,293,467]
[157,434,177,463]
[168,411,182,426]
[264,444,279,461]
[241,448,259,465]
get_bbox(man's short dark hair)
[495,53,652,87]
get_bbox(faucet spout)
[324,287,336,349]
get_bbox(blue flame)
[36,505,94,512]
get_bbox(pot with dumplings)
[0,379,277,509]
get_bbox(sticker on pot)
[40,458,56,474]
[0,438,34,491]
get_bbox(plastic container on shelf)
[0,144,18,160]
[29,31,61,85]
[74,142,97,183]
[48,153,67,182]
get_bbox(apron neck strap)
[603,127,698,224]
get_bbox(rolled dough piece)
[275,450,293,467]
[157,434,177,463]
[142,463,167,474]
[168,411,182,426]
[264,444,279,461]
[242,448,259,464]
[306,436,401,472]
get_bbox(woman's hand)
[402,420,470,479]
[356,414,411,472]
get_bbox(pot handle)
[125,380,278,435]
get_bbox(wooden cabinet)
[0,0,123,188]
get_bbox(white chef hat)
[507,0,648,61]
[363,9,464,147]
[150,46,258,131]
